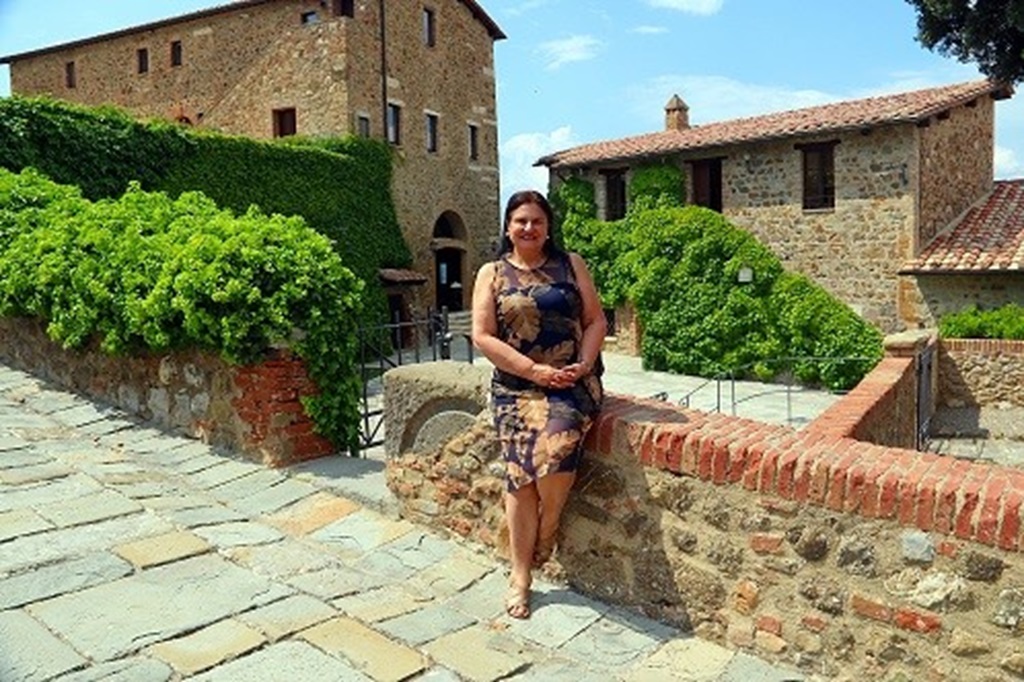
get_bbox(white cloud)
[645,0,724,15]
[538,35,603,70]
[631,25,669,34]
[500,126,576,203]
[995,146,1021,178]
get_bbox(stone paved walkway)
[0,361,811,682]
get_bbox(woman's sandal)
[532,533,557,568]
[505,584,531,619]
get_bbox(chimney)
[665,94,689,131]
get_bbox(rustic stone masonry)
[0,317,331,466]
[939,338,1024,409]
[384,356,1024,681]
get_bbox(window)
[387,103,402,145]
[692,158,722,212]
[423,8,436,47]
[170,40,183,67]
[357,114,371,138]
[301,11,319,24]
[273,108,297,137]
[64,61,76,89]
[426,113,439,153]
[332,0,354,17]
[602,169,627,220]
[137,48,149,74]
[798,141,837,210]
[468,124,479,161]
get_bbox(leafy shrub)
[0,168,363,449]
[629,163,685,209]
[940,303,1024,340]
[555,179,883,391]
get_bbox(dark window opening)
[468,124,479,161]
[603,308,617,337]
[357,115,371,137]
[602,169,627,220]
[423,8,436,47]
[426,113,439,153]
[301,11,319,24]
[799,142,837,210]
[273,108,297,137]
[170,40,183,67]
[137,48,149,74]
[64,61,76,89]
[387,103,402,145]
[332,0,355,17]
[692,158,722,212]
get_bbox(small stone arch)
[431,211,469,312]
[398,396,486,455]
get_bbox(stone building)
[537,80,1022,333]
[1,0,506,317]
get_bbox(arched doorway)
[431,212,468,312]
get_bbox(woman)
[471,189,605,619]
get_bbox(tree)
[906,0,1024,84]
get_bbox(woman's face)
[506,201,549,254]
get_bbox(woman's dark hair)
[498,190,566,257]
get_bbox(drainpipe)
[379,0,388,140]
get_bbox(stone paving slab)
[622,637,736,681]
[0,511,174,575]
[309,508,415,559]
[50,402,122,428]
[559,609,677,668]
[0,609,87,682]
[52,656,174,682]
[236,594,339,641]
[188,460,265,490]
[205,467,285,499]
[0,507,52,542]
[718,652,805,682]
[28,554,293,661]
[227,477,319,516]
[113,530,212,568]
[191,521,285,548]
[506,584,609,649]
[301,616,429,682]
[0,552,132,610]
[0,460,73,484]
[190,640,372,682]
[287,565,391,600]
[423,624,533,682]
[34,488,143,528]
[264,491,360,535]
[376,601,477,646]
[333,585,434,623]
[224,537,345,579]
[160,504,248,527]
[148,618,266,676]
[0,434,31,453]
[289,456,396,515]
[0,472,104,512]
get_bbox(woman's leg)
[505,483,539,618]
[534,471,576,565]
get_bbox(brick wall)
[0,317,332,466]
[385,358,1024,680]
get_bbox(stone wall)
[384,360,1024,681]
[939,338,1024,409]
[7,0,501,315]
[908,273,1024,330]
[0,317,332,466]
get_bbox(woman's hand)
[530,361,590,389]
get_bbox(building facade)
[538,81,1018,333]
[2,0,505,315]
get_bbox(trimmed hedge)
[0,96,411,326]
[0,167,364,449]
[555,172,883,391]
[939,303,1024,340]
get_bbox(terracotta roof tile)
[903,180,1024,273]
[537,80,1010,169]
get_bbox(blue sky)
[2,0,1022,204]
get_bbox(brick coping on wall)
[590,391,1021,553]
[942,338,1024,355]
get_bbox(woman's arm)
[563,252,607,381]
[471,262,570,388]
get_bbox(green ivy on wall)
[0,168,364,449]
[553,165,883,391]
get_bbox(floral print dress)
[490,253,603,491]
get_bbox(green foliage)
[906,0,1024,84]
[0,96,409,329]
[560,194,883,391]
[939,303,1024,339]
[0,168,364,448]
[628,163,685,209]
